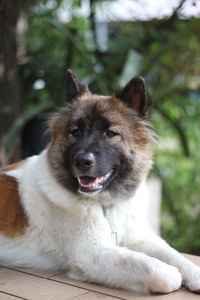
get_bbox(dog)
[0,70,200,294]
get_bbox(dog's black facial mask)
[67,115,120,194]
[48,70,153,199]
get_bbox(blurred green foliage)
[17,0,200,253]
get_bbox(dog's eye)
[70,128,81,138]
[106,130,119,138]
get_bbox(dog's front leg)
[127,230,200,293]
[67,243,181,294]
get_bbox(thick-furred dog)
[0,70,200,294]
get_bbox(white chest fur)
[0,151,149,269]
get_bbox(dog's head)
[47,70,153,201]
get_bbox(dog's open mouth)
[77,171,112,193]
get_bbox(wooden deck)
[0,254,199,300]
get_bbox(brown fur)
[1,159,26,171]
[48,95,152,151]
[0,174,28,237]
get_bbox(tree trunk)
[0,0,23,166]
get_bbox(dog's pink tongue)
[79,176,97,187]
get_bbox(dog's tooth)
[97,176,103,184]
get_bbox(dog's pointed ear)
[65,69,90,102]
[116,76,152,118]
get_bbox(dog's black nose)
[74,152,95,170]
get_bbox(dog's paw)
[183,266,200,293]
[148,260,182,294]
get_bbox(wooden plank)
[68,291,124,300]
[0,291,27,300]
[161,289,200,299]
[183,254,200,266]
[0,268,89,300]
[5,266,64,279]
[48,274,135,299]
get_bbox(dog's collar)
[102,206,118,245]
